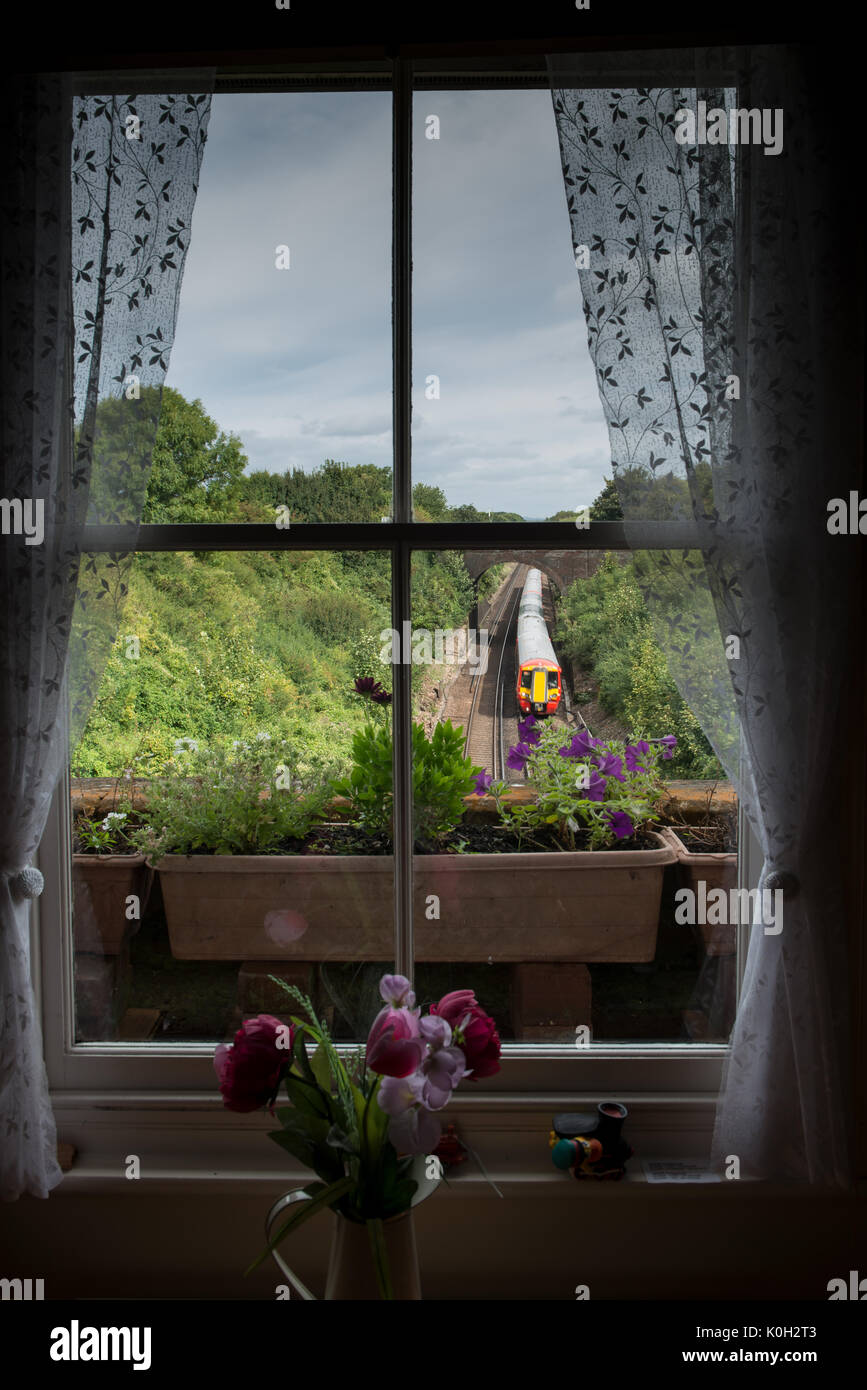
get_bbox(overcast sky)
[166,90,611,519]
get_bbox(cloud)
[166,88,611,516]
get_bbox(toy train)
[516,567,562,718]
[549,1102,634,1181]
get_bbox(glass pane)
[69,548,394,1045]
[411,90,608,521]
[158,91,392,524]
[408,547,738,1047]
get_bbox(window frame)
[36,55,761,1179]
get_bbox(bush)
[556,556,723,780]
[130,735,337,857]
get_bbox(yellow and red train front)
[517,662,561,716]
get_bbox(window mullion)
[392,56,413,977]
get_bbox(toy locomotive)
[548,1101,633,1180]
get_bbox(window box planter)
[657,825,738,957]
[72,853,154,956]
[151,832,676,965]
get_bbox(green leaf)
[244,1174,356,1276]
[310,1043,333,1091]
[268,1112,345,1183]
[284,1073,331,1122]
[367,1217,393,1300]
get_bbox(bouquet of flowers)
[215,974,500,1294]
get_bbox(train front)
[516,568,562,718]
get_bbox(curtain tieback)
[0,866,45,899]
[765,870,798,899]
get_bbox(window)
[38,56,757,1177]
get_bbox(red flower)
[430,991,501,1081]
[214,1014,294,1113]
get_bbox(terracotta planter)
[152,832,675,963]
[72,854,154,955]
[658,826,738,956]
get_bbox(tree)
[142,387,248,522]
[589,476,624,521]
[412,482,449,521]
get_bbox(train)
[515,567,563,718]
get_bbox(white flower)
[255,731,271,742]
[173,737,199,755]
[101,811,127,830]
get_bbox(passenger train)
[515,567,562,717]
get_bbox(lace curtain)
[0,72,213,1200]
[549,47,859,1182]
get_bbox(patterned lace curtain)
[548,47,859,1182]
[0,71,213,1201]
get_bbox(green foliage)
[74,809,137,854]
[590,476,624,521]
[132,386,248,522]
[334,719,480,848]
[412,482,450,521]
[71,389,525,778]
[623,637,721,779]
[129,735,336,858]
[556,555,722,779]
[496,725,670,850]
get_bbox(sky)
[165,89,612,519]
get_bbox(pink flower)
[214,1014,294,1113]
[429,989,477,1029]
[366,1004,426,1078]
[430,990,501,1081]
[377,1073,444,1155]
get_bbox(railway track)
[459,563,593,781]
[463,564,525,781]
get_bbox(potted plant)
[656,797,738,956]
[133,703,676,985]
[130,733,337,960]
[215,973,501,1299]
[72,769,154,956]
[456,719,679,963]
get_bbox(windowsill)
[48,1085,724,1195]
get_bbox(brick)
[512,962,592,1042]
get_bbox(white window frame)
[35,55,759,1187]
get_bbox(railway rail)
[462,563,592,782]
[463,563,526,781]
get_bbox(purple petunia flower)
[660,735,677,760]
[506,742,532,772]
[473,770,494,796]
[595,752,626,782]
[517,715,542,746]
[558,730,601,761]
[583,769,607,802]
[625,740,651,772]
[606,811,635,839]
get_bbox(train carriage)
[516,567,562,717]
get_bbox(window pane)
[408,548,738,1046]
[69,548,393,1045]
[411,90,608,522]
[157,92,392,525]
